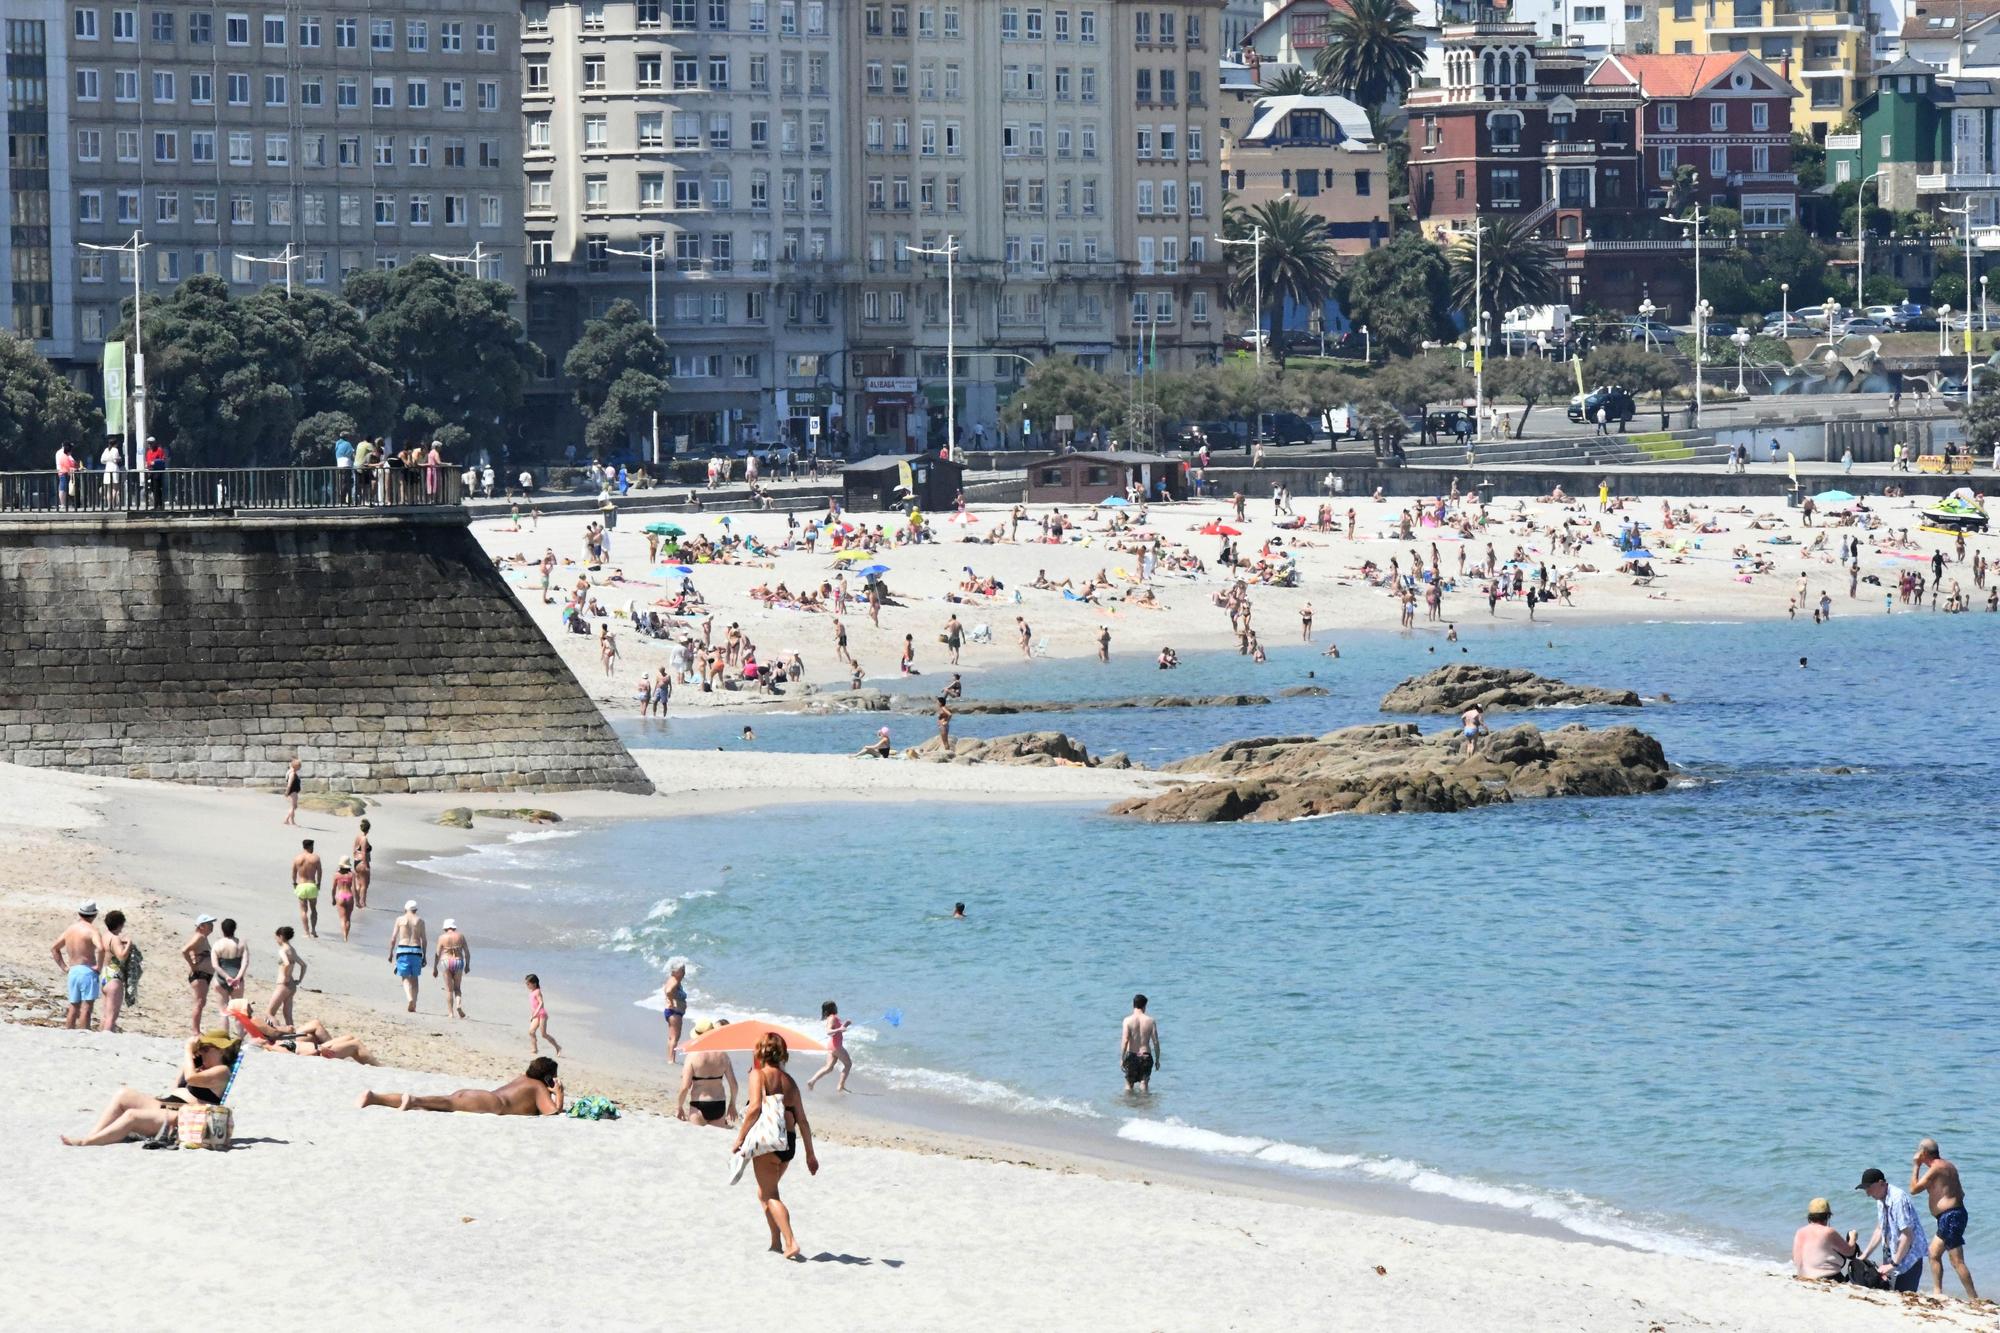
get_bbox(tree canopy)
[1334,230,1456,356]
[0,332,101,470]
[1450,215,1558,329]
[563,300,670,456]
[1314,0,1425,110]
[1222,197,1340,358]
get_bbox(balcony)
[1728,170,1798,187]
[1542,140,1599,157]
[1916,172,2000,192]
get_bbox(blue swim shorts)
[67,963,102,1004]
[393,948,423,980]
[1937,1205,1969,1252]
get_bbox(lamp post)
[1361,324,1371,364]
[78,230,149,474]
[1780,282,1790,334]
[1694,297,1713,413]
[905,236,959,459]
[1439,217,1487,448]
[603,238,667,467]
[1855,169,1886,306]
[1638,298,1658,352]
[1983,273,1990,332]
[1213,227,1264,373]
[234,242,299,297]
[1941,199,1976,406]
[1732,327,1751,393]
[1667,198,1709,425]
[1940,304,1954,356]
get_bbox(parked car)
[1567,386,1638,425]
[1174,411,1318,450]
[1424,408,1476,441]
[1836,318,1889,336]
[1862,304,1907,328]
[1902,315,1941,332]
[1703,320,1739,339]
[1762,315,1812,338]
[1618,319,1679,346]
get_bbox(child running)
[806,1000,852,1093]
[526,973,562,1055]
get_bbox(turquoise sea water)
[419,612,1999,1270]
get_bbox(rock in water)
[1108,722,1667,823]
[1379,665,1641,714]
[909,693,1269,716]
[909,730,1130,768]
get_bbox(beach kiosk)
[1024,450,1186,505]
[840,453,965,512]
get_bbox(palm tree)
[1314,0,1425,111]
[1448,215,1558,338]
[1256,66,1325,98]
[1223,198,1342,360]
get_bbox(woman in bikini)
[210,919,248,1036]
[350,819,373,911]
[98,910,133,1034]
[663,961,688,1063]
[282,756,301,826]
[435,920,471,1019]
[728,1032,818,1259]
[676,1020,738,1126]
[232,1010,377,1064]
[332,861,358,941]
[268,926,306,1026]
[60,1031,240,1146]
[183,917,216,1035]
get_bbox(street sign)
[1054,414,1074,432]
[808,415,822,437]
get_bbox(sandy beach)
[473,483,1994,715]
[6,477,1996,1329]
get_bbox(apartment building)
[2,6,72,357]
[520,0,845,451]
[1111,0,1227,372]
[1221,92,1391,254]
[42,0,520,364]
[1654,0,1866,138]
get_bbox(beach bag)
[1841,1256,1888,1290]
[728,1093,788,1184]
[176,1104,234,1151]
[123,943,145,1006]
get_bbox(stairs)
[1400,430,1731,469]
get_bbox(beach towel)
[729,1092,789,1183]
[564,1095,621,1121]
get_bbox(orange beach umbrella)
[681,1019,826,1055]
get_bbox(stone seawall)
[0,510,651,793]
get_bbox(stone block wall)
[0,510,651,793]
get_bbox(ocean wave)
[505,827,581,845]
[395,856,537,891]
[870,1063,1102,1119]
[1115,1118,1763,1267]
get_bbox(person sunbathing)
[358,1057,564,1115]
[61,1032,240,1146]
[231,1008,378,1064]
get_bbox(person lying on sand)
[61,1031,241,1146]
[230,1008,377,1064]
[357,1057,564,1115]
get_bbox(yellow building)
[1653,0,1868,138]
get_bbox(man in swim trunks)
[1121,994,1161,1093]
[1460,703,1486,757]
[50,901,103,1029]
[291,838,323,939]
[356,1057,564,1115]
[1911,1138,1979,1299]
[389,900,428,1013]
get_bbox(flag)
[103,341,127,436]
[897,460,914,493]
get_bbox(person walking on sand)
[663,961,689,1062]
[358,1058,565,1116]
[678,1020,739,1126]
[97,910,133,1034]
[291,838,322,939]
[351,818,373,911]
[1097,624,1111,663]
[332,861,357,940]
[943,613,964,666]
[1911,1138,1978,1299]
[183,915,217,1034]
[211,919,249,1036]
[436,919,471,1019]
[729,1032,819,1261]
[50,901,103,1029]
[526,973,563,1054]
[389,901,427,1012]
[268,926,305,1027]
[833,616,853,667]
[1858,1165,1929,1293]
[806,1001,853,1093]
[282,756,301,825]
[1017,615,1033,658]
[1121,994,1161,1093]
[1301,601,1313,641]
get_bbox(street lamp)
[1638,298,1658,352]
[1439,217,1488,448]
[1939,304,1954,356]
[1780,282,1790,334]
[905,236,959,459]
[78,230,149,474]
[1941,199,1977,406]
[1983,273,1990,332]
[234,242,299,297]
[1361,324,1371,364]
[1667,197,1710,425]
[605,238,667,467]
[1731,327,1751,393]
[1213,228,1264,373]
[1855,169,1887,306]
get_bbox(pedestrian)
[282,755,301,825]
[437,919,471,1019]
[1121,994,1162,1093]
[1857,1165,1929,1293]
[389,900,428,1012]
[663,961,688,1062]
[96,910,133,1033]
[1842,446,1854,474]
[1909,1138,1978,1299]
[806,1000,853,1093]
[291,837,322,939]
[1301,600,1313,641]
[526,973,562,1054]
[183,914,217,1034]
[728,1032,819,1260]
[50,901,103,1029]
[210,918,248,1035]
[269,926,305,1027]
[351,817,373,910]
[1097,624,1111,662]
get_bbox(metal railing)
[0,466,466,514]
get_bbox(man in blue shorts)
[50,902,103,1029]
[1911,1138,1979,1299]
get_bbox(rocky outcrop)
[1278,685,1331,698]
[908,730,1131,769]
[802,688,896,713]
[929,693,1269,716]
[1379,665,1642,714]
[1109,722,1667,823]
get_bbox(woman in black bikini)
[282,756,301,826]
[60,1032,240,1146]
[676,1020,738,1126]
[728,1032,818,1260]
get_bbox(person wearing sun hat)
[388,901,427,1012]
[1792,1196,1859,1280]
[435,918,471,1021]
[855,726,893,758]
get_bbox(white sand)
[8,1023,1982,1331]
[475,488,1993,711]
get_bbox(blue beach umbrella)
[1101,496,1130,506]
[1813,489,1856,504]
[857,563,891,577]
